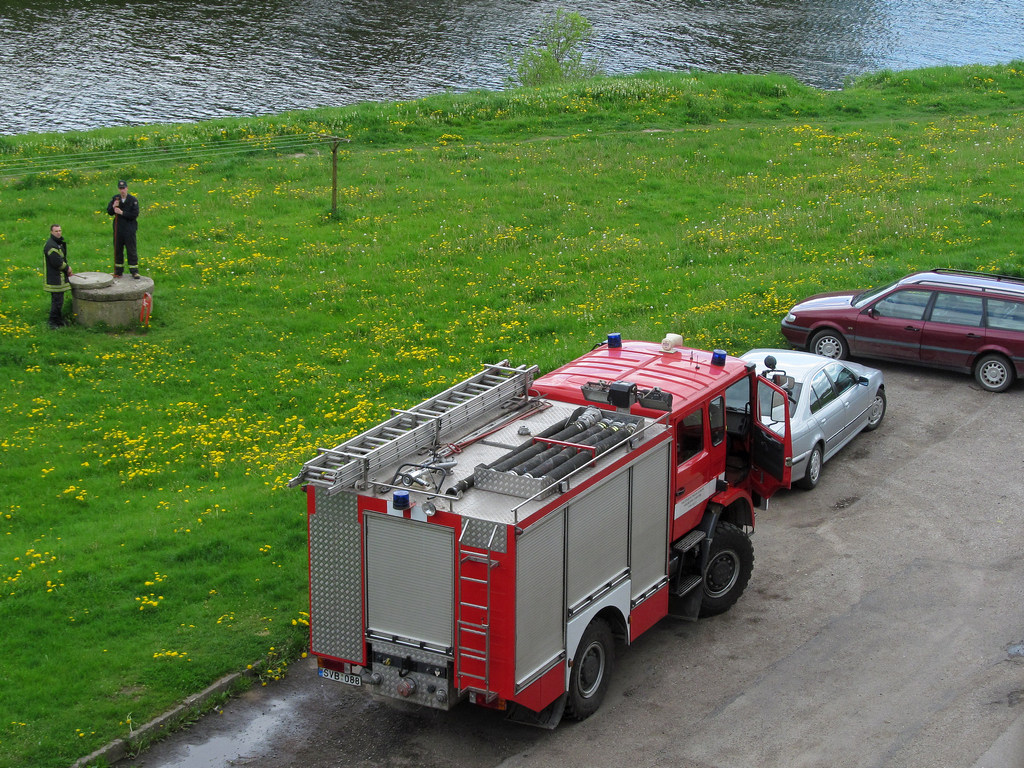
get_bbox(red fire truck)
[291,334,791,727]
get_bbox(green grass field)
[1,64,1023,767]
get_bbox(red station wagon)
[780,269,1024,392]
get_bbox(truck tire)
[699,522,754,618]
[564,618,614,721]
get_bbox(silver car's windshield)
[852,280,899,308]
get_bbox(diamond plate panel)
[309,489,364,661]
[474,466,554,500]
[481,405,576,446]
[460,518,507,553]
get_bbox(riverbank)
[1,65,1022,768]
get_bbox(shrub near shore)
[1,65,1023,767]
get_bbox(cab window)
[676,408,704,464]
[873,289,931,320]
[709,396,725,447]
[930,292,983,327]
[756,380,787,435]
[724,377,751,435]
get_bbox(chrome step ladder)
[455,523,499,699]
[672,529,706,597]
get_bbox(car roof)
[740,349,829,379]
[897,269,1024,299]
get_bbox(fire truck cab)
[292,335,791,727]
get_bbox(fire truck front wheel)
[565,618,615,721]
[699,522,754,618]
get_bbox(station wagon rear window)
[930,293,983,327]
[986,298,1024,331]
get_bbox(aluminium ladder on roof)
[290,361,538,495]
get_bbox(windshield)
[852,280,899,308]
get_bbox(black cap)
[118,180,127,188]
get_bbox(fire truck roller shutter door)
[566,473,630,613]
[630,441,672,602]
[365,513,455,649]
[516,509,567,688]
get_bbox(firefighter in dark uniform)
[43,224,73,328]
[107,179,140,278]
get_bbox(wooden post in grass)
[325,136,351,217]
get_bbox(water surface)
[1,0,1021,134]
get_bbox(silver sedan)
[741,349,887,490]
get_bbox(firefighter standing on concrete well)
[107,179,140,278]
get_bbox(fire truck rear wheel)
[699,522,754,618]
[565,618,615,721]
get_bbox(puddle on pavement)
[1008,643,1024,659]
[135,694,306,767]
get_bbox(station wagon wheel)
[810,329,849,360]
[974,354,1014,393]
[796,443,823,490]
[864,388,886,431]
[699,522,754,618]
[565,618,615,721]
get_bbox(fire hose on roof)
[509,421,609,477]
[444,406,604,498]
[528,421,636,485]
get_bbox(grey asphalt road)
[117,362,1024,768]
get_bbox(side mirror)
[858,375,870,386]
[764,355,778,370]
[772,373,795,390]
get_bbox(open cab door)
[750,374,792,501]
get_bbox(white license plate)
[319,668,362,687]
